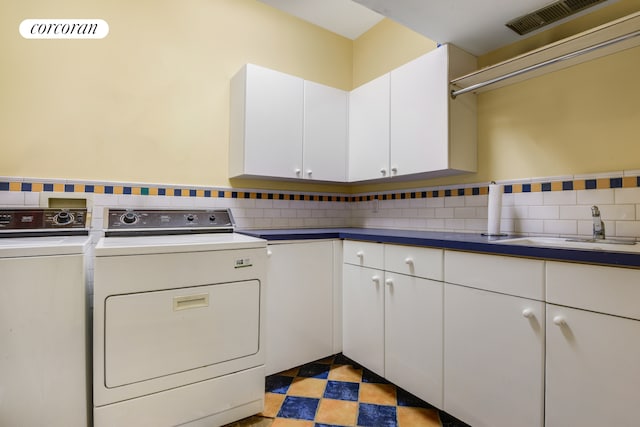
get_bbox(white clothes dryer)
[93,208,267,427]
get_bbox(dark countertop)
[237,228,640,268]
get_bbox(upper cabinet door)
[229,64,304,179]
[390,46,449,176]
[303,81,348,182]
[348,73,390,182]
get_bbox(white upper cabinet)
[231,44,477,183]
[303,81,348,182]
[390,44,477,178]
[230,64,304,179]
[348,73,391,182]
[349,44,477,183]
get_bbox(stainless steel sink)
[496,237,640,253]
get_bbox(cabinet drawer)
[547,261,640,320]
[444,251,544,300]
[384,244,443,280]
[343,240,384,269]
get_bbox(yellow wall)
[2,0,640,194]
[0,0,352,191]
[352,19,436,88]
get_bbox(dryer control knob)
[54,210,73,225]
[122,212,138,224]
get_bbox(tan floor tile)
[315,398,358,426]
[327,364,363,383]
[271,419,314,427]
[260,393,286,418]
[397,406,442,427]
[287,377,327,398]
[359,382,397,406]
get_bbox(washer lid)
[95,232,266,256]
[0,235,90,257]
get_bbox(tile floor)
[224,354,470,427]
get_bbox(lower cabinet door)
[385,273,443,408]
[265,241,334,375]
[546,304,640,427]
[342,263,385,377]
[444,284,544,427]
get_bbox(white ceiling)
[259,0,384,40]
[258,0,619,55]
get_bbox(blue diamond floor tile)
[357,403,398,427]
[277,396,320,420]
[323,380,359,401]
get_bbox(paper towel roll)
[487,183,503,236]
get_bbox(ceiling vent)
[506,0,608,35]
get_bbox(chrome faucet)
[592,205,605,240]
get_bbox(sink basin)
[496,237,640,253]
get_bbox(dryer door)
[103,280,260,388]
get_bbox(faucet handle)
[591,205,605,239]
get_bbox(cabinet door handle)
[391,167,398,176]
[267,250,272,257]
[371,275,380,283]
[380,168,387,176]
[307,169,312,177]
[356,251,364,258]
[522,308,534,319]
[295,168,301,176]
[404,257,414,265]
[553,316,566,326]
[385,278,393,286]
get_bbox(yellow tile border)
[2,174,639,204]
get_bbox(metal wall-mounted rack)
[450,11,640,98]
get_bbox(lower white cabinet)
[265,240,341,375]
[444,250,545,427]
[342,242,444,407]
[342,263,385,376]
[384,272,443,407]
[444,284,545,427]
[545,304,640,427]
[338,241,640,426]
[545,261,640,427]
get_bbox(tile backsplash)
[3,169,640,240]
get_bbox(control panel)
[104,209,235,235]
[0,208,87,232]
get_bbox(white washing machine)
[0,208,90,427]
[93,208,267,427]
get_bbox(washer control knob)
[209,215,216,222]
[121,212,138,224]
[55,210,73,225]
[186,214,195,222]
